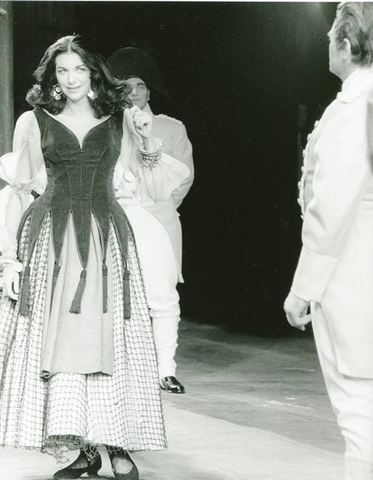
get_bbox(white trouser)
[124,206,181,379]
[144,253,180,379]
[152,316,180,378]
[312,303,373,480]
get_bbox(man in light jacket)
[284,3,373,478]
[109,47,194,394]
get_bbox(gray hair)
[334,2,373,66]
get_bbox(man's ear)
[341,38,352,61]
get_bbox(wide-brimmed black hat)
[107,47,169,97]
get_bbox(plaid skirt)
[0,214,167,461]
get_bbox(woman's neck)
[62,98,93,118]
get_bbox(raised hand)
[129,106,153,139]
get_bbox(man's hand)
[2,266,20,301]
[284,291,311,331]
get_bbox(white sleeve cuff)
[291,247,338,303]
[138,152,190,201]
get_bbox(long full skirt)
[0,213,167,461]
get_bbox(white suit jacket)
[292,67,373,378]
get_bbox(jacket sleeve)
[169,123,194,208]
[0,111,46,257]
[291,99,371,303]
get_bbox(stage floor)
[0,318,344,479]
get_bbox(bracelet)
[0,256,23,273]
[139,142,163,170]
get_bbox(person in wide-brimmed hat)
[108,47,194,394]
[108,47,169,97]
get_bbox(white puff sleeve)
[0,111,46,257]
[114,109,190,205]
[169,122,194,208]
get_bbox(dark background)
[12,1,340,336]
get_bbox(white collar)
[337,67,373,103]
[143,103,153,115]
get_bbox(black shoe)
[112,462,139,480]
[160,376,185,394]
[53,450,102,479]
[108,451,139,480]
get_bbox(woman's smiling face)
[55,52,91,103]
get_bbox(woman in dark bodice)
[20,107,131,318]
[0,35,166,480]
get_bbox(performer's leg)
[123,207,184,392]
[145,258,184,393]
[152,314,185,394]
[312,304,373,480]
[152,315,180,378]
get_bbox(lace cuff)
[138,152,190,201]
[0,185,34,258]
[0,148,35,190]
[0,224,18,258]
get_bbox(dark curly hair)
[26,35,132,117]
[334,2,373,66]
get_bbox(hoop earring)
[53,84,63,101]
[87,88,96,100]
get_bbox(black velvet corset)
[18,106,131,318]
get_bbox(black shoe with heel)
[108,451,139,480]
[53,450,102,479]
[160,376,185,394]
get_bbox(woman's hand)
[284,291,311,331]
[129,106,153,139]
[2,266,20,301]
